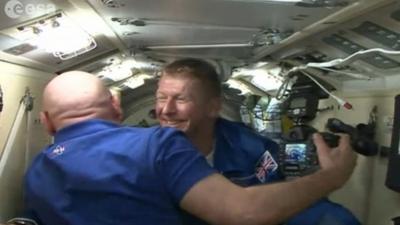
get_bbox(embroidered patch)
[255,150,278,183]
[49,145,65,157]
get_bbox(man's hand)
[313,133,357,189]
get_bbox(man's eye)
[156,96,167,102]
[176,97,187,102]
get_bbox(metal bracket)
[20,87,34,112]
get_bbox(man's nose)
[161,99,176,114]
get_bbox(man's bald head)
[41,71,122,135]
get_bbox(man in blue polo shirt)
[155,58,361,225]
[24,70,357,225]
[24,71,216,225]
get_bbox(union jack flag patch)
[255,150,278,183]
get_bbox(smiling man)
[156,60,221,157]
[155,58,361,225]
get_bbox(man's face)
[155,74,218,136]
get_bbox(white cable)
[277,48,398,107]
[316,67,371,80]
[300,71,353,109]
[306,48,400,68]
[277,48,399,109]
[285,48,400,79]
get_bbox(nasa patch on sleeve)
[255,150,278,183]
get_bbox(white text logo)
[4,0,56,19]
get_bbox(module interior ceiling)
[86,0,349,62]
[264,0,400,89]
[0,0,117,72]
[0,0,395,76]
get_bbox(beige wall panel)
[0,61,53,222]
[312,91,400,225]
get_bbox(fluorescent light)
[13,12,96,60]
[123,74,153,89]
[98,59,154,82]
[231,67,283,92]
[98,61,133,81]
[122,59,150,69]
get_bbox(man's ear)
[110,95,123,122]
[40,111,56,135]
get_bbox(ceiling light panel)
[352,21,400,51]
[3,12,97,60]
[323,34,400,69]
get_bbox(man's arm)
[180,133,357,225]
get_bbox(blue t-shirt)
[24,119,216,225]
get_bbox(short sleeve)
[153,128,216,203]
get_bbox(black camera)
[279,74,378,177]
[279,119,379,177]
[279,125,335,177]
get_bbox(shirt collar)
[54,119,120,143]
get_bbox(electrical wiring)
[285,48,400,79]
[275,68,352,110]
[306,48,400,68]
[275,73,293,100]
[276,48,400,109]
[299,71,353,109]
[316,67,371,80]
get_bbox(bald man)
[39,71,123,135]
[24,71,357,225]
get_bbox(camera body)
[279,125,339,177]
[279,74,333,177]
[279,118,379,177]
[279,74,378,177]
[279,137,317,177]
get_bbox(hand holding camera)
[279,118,378,177]
[313,132,357,189]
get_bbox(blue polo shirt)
[182,118,360,225]
[24,119,216,225]
[181,118,282,225]
[213,118,282,185]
